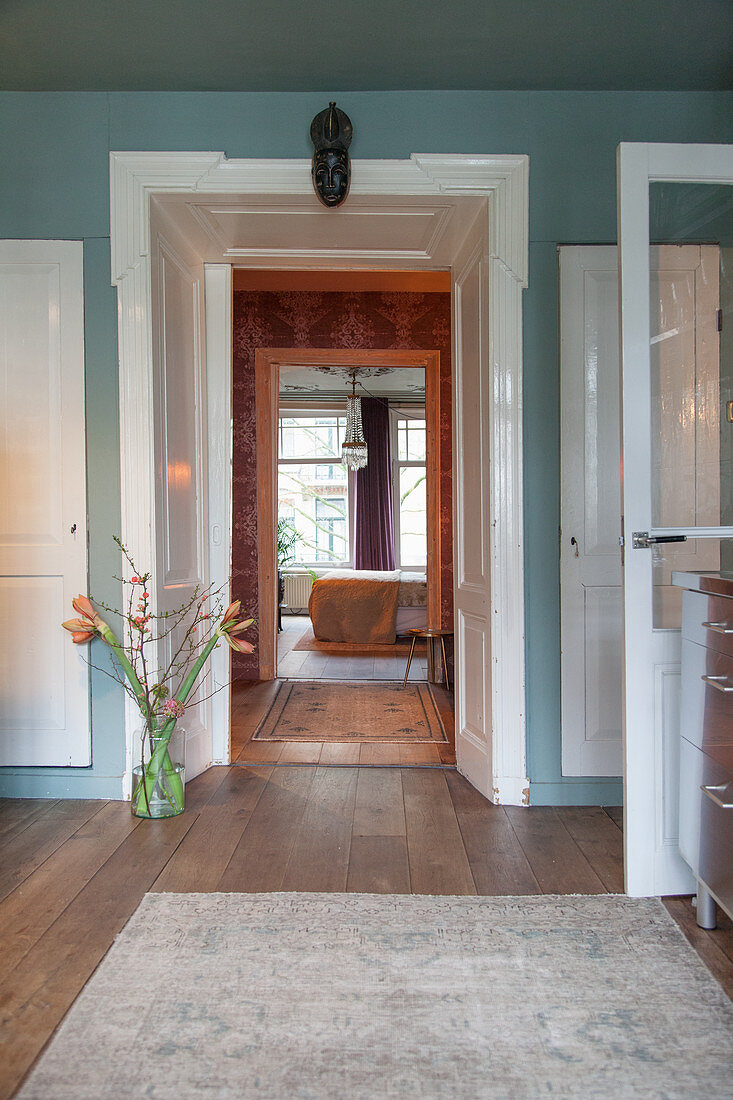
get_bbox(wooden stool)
[403,628,453,690]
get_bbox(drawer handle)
[702,621,733,635]
[701,783,733,809]
[701,675,733,693]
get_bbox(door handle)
[702,621,733,635]
[632,532,687,549]
[701,783,733,809]
[701,675,733,693]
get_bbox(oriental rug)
[251,679,447,743]
[19,893,733,1099]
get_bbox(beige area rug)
[252,679,447,743]
[19,893,733,1099]
[293,624,424,655]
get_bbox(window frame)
[390,404,428,571]
[277,404,355,569]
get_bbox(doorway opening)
[226,272,456,766]
[112,151,529,806]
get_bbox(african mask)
[310,102,353,208]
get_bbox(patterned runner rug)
[252,679,447,742]
[19,893,733,1099]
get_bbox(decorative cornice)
[412,154,529,285]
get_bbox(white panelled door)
[560,247,624,777]
[559,245,718,779]
[150,213,212,780]
[0,241,89,766]
[452,215,494,798]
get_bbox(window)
[278,407,428,571]
[393,412,427,569]
[278,413,351,567]
[315,497,347,561]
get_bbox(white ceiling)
[279,364,425,400]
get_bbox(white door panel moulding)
[111,151,529,804]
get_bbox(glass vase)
[131,724,186,819]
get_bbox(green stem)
[96,616,226,816]
[131,632,223,816]
[133,737,184,817]
[96,620,153,727]
[174,631,222,706]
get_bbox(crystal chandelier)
[341,370,368,470]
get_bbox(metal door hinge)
[717,308,723,332]
[632,531,688,549]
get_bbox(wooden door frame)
[256,347,441,680]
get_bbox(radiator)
[282,572,314,612]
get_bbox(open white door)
[618,143,733,896]
[149,202,213,780]
[452,212,494,797]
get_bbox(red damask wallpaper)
[231,290,453,678]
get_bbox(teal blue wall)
[1,91,731,802]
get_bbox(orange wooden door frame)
[255,347,442,680]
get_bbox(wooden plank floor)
[1,773,731,1098]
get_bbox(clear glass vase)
[131,724,186,819]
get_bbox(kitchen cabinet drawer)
[682,589,733,658]
[679,737,729,875]
[699,773,733,920]
[680,639,733,754]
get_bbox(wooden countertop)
[672,571,733,599]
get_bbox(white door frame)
[617,142,733,895]
[110,152,529,802]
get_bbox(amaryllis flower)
[220,600,241,626]
[225,634,255,654]
[228,619,255,635]
[62,594,101,644]
[73,595,96,620]
[216,603,254,652]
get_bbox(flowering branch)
[61,540,255,818]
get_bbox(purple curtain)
[354,397,396,570]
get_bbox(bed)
[308,568,428,644]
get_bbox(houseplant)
[277,517,305,626]
[62,540,253,818]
